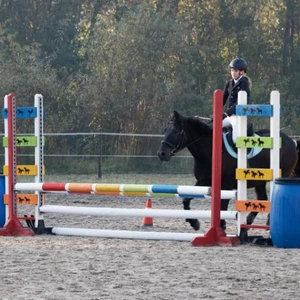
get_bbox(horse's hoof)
[192,219,200,231]
[186,219,200,231]
[266,214,270,226]
[220,220,227,230]
[239,228,249,244]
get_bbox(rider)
[222,57,252,143]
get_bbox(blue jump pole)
[0,175,6,227]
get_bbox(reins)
[161,123,207,155]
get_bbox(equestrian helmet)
[229,58,247,72]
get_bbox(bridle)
[161,123,206,156]
[161,129,186,155]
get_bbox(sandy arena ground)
[1,175,299,299]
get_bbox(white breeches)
[222,115,238,143]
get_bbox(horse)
[293,140,300,177]
[157,111,299,242]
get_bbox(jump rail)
[15,182,237,199]
[39,205,237,219]
[51,228,204,241]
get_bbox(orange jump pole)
[191,90,239,246]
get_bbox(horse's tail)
[292,139,300,177]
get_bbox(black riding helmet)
[229,58,247,72]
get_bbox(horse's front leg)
[184,197,229,231]
[183,197,200,231]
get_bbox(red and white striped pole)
[0,94,34,236]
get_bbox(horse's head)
[157,111,186,161]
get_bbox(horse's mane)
[186,116,212,134]
[170,111,212,135]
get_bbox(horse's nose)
[157,150,167,161]
[157,150,165,158]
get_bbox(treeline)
[0,0,299,152]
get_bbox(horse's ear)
[173,111,180,120]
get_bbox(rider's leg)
[230,115,238,143]
[222,116,231,128]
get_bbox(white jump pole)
[51,227,204,241]
[34,94,44,228]
[270,91,280,199]
[40,205,237,219]
[237,91,248,235]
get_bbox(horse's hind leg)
[220,198,230,230]
[183,197,200,231]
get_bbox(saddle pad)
[223,132,263,159]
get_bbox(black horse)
[293,140,300,177]
[157,111,298,241]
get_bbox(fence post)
[97,134,103,179]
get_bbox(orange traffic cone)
[142,199,153,227]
